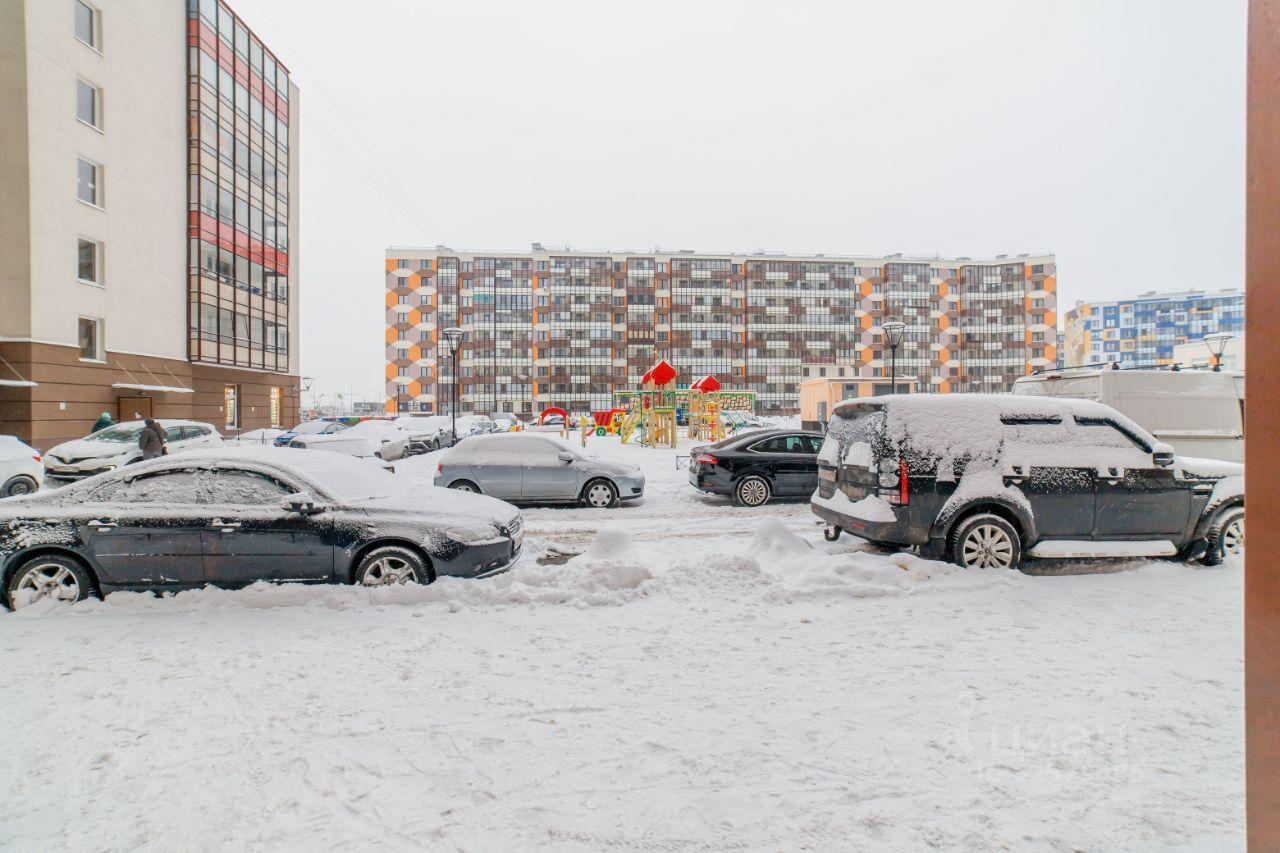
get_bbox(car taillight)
[881,458,909,505]
[695,453,717,466]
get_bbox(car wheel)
[449,480,480,493]
[950,513,1023,571]
[734,475,771,507]
[6,553,95,610]
[582,478,619,509]
[1,475,38,497]
[1202,506,1245,566]
[355,546,431,587]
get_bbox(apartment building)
[1063,289,1244,369]
[0,0,300,449]
[385,247,1056,416]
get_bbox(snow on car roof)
[441,431,578,462]
[831,394,1160,463]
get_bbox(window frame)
[76,156,103,208]
[77,236,102,286]
[74,0,101,52]
[77,315,104,362]
[75,77,102,130]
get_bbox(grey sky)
[231,0,1246,403]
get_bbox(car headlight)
[445,524,505,544]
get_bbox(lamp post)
[882,321,906,394]
[441,327,465,445]
[1202,332,1232,372]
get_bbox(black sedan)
[688,429,826,506]
[0,447,524,610]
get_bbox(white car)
[289,419,411,461]
[225,428,287,446]
[0,436,43,497]
[43,420,223,482]
[393,415,456,451]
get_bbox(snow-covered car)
[393,416,456,452]
[435,433,645,507]
[0,446,524,609]
[455,415,497,437]
[43,420,223,482]
[812,394,1244,571]
[289,419,410,460]
[0,436,43,497]
[491,416,518,433]
[272,420,347,447]
[227,428,286,446]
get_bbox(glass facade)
[186,0,292,372]
[387,251,1057,415]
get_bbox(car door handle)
[87,519,116,529]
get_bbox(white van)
[1012,368,1244,462]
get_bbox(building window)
[224,385,240,429]
[76,157,101,206]
[75,1,100,50]
[77,316,103,361]
[269,387,282,427]
[77,237,101,284]
[76,78,100,128]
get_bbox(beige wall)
[21,0,188,360]
[0,0,32,339]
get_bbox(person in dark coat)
[91,412,114,433]
[139,418,166,460]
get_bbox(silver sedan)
[434,434,645,508]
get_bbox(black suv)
[689,429,826,506]
[811,395,1244,570]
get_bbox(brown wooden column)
[1247,1,1280,847]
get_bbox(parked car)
[688,429,826,506]
[434,433,645,507]
[0,436,43,497]
[227,428,287,446]
[393,416,456,451]
[454,415,497,437]
[811,395,1245,571]
[273,420,347,447]
[1013,367,1245,462]
[0,447,524,609]
[43,420,223,482]
[289,419,410,460]
[491,416,518,433]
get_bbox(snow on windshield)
[291,421,337,435]
[86,425,143,443]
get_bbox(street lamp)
[882,321,906,394]
[1202,332,1232,372]
[391,376,410,415]
[441,327,465,445]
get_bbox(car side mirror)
[1153,450,1175,468]
[557,451,575,463]
[281,492,324,514]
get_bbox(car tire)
[6,553,95,610]
[734,475,771,507]
[449,480,480,494]
[949,513,1023,571]
[1202,506,1245,566]
[581,478,619,509]
[1,475,39,497]
[354,545,432,587]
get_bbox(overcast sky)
[231,0,1246,403]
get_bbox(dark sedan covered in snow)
[0,447,523,609]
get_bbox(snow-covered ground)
[0,431,1243,851]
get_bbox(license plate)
[819,468,836,482]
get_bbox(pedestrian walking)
[139,418,166,460]
[90,411,114,433]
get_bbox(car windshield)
[280,453,401,501]
[86,425,143,443]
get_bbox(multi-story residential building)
[0,0,300,449]
[1063,289,1244,369]
[385,248,1056,416]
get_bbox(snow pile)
[744,518,1014,601]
